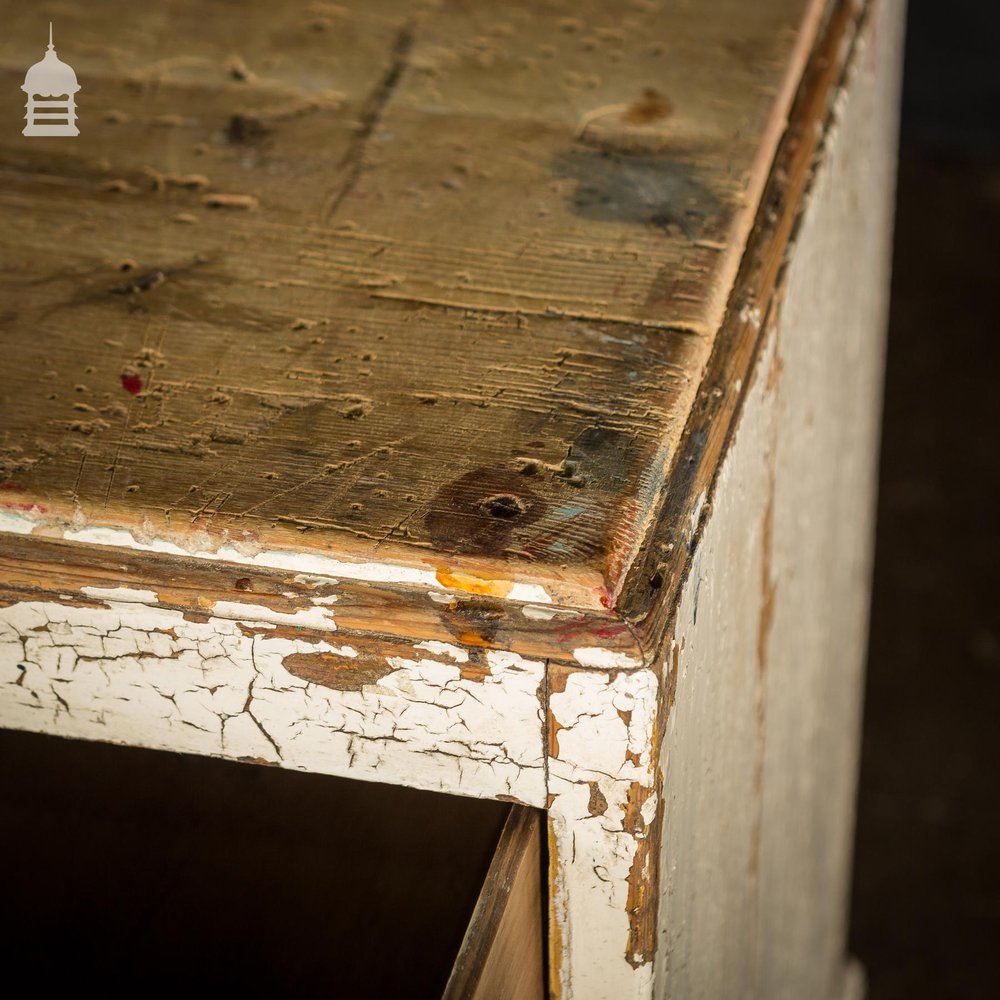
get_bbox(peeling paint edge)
[0,515,552,604]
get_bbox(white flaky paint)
[0,595,547,806]
[207,600,338,631]
[522,604,582,621]
[414,640,469,663]
[80,586,159,604]
[572,646,643,670]
[0,510,39,533]
[549,668,660,1000]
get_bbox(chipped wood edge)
[619,0,870,643]
[0,532,643,671]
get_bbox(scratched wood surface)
[0,0,822,610]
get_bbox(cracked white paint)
[0,597,547,805]
[549,668,659,1000]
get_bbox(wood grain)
[445,806,544,1000]
[0,0,823,611]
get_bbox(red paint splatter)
[592,623,630,639]
[121,372,142,395]
[552,618,630,642]
[0,483,26,492]
[3,501,47,513]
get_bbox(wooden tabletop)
[0,0,823,624]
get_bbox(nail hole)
[234,577,252,591]
[482,494,526,520]
[649,572,663,590]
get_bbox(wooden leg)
[547,663,662,999]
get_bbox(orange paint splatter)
[435,569,513,599]
[455,631,493,648]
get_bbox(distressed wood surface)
[0,0,822,609]
[0,2,902,998]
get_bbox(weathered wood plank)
[0,0,822,609]
[445,806,545,1000]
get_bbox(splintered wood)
[0,1,902,998]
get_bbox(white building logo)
[22,24,80,137]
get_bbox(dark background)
[848,1,1000,997]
